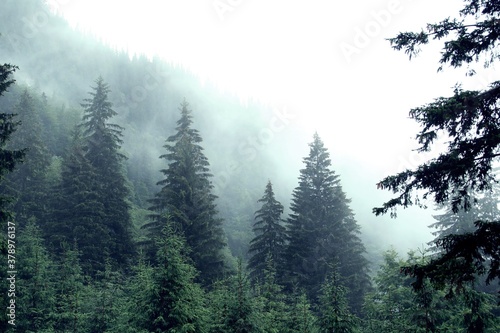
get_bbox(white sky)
[47,0,499,252]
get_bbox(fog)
[3,0,499,266]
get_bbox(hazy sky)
[47,0,499,251]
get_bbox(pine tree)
[285,292,318,333]
[47,127,105,273]
[362,249,416,332]
[146,225,208,333]
[114,257,155,333]
[373,0,500,295]
[1,89,50,225]
[317,267,359,333]
[285,133,370,312]
[254,255,289,333]
[16,222,55,332]
[148,100,226,285]
[0,62,25,332]
[84,259,123,333]
[429,184,500,252]
[248,180,286,283]
[362,249,500,332]
[53,243,87,333]
[80,76,135,273]
[222,258,259,333]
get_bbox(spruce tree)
[222,258,259,333]
[429,184,500,251]
[285,292,318,333]
[248,180,287,283]
[47,127,105,273]
[0,89,50,225]
[373,0,500,296]
[53,243,87,333]
[285,133,370,312]
[16,222,55,332]
[254,255,289,332]
[0,62,25,332]
[148,100,226,285]
[80,76,135,273]
[317,268,359,333]
[146,225,208,333]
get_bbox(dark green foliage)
[1,89,50,225]
[254,255,289,332]
[285,292,318,333]
[16,222,55,332]
[0,63,24,185]
[248,181,287,283]
[114,258,156,333]
[146,226,208,333]
[148,100,226,285]
[53,243,87,332]
[0,62,24,332]
[285,133,370,312]
[363,249,500,332]
[84,259,123,333]
[46,127,104,269]
[218,259,259,333]
[317,267,359,333]
[374,0,500,299]
[79,77,135,274]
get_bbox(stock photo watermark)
[5,0,75,54]
[213,0,245,21]
[339,0,410,64]
[213,105,296,192]
[6,221,16,326]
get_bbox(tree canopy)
[374,0,500,296]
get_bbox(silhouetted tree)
[374,0,500,296]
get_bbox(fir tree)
[114,256,156,333]
[53,243,87,333]
[47,127,105,273]
[248,180,286,283]
[429,184,500,252]
[0,62,25,332]
[317,267,359,333]
[146,225,208,333]
[16,222,55,332]
[285,292,318,333]
[80,76,135,273]
[254,255,289,333]
[222,258,259,333]
[1,89,50,225]
[148,100,226,285]
[373,0,500,295]
[285,133,370,312]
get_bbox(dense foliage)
[0,0,499,332]
[374,0,500,299]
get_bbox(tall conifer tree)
[0,62,25,332]
[1,89,50,225]
[80,76,135,273]
[248,180,287,283]
[285,133,370,313]
[148,100,226,285]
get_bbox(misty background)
[3,0,497,266]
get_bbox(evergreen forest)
[1,0,500,332]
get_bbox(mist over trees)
[0,0,499,332]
